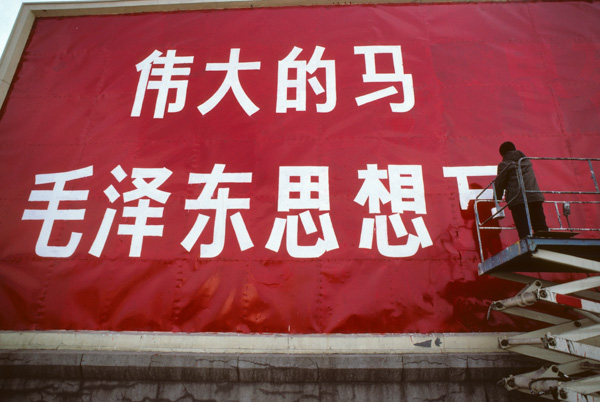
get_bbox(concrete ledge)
[0,331,514,354]
[0,350,541,383]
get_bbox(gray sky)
[0,0,98,58]
[0,0,25,57]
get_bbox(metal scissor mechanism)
[488,258,600,401]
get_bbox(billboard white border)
[0,0,531,355]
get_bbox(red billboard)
[0,1,599,333]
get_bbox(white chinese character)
[388,165,426,214]
[88,165,126,257]
[89,166,172,258]
[266,166,338,258]
[22,166,93,257]
[443,166,497,210]
[198,49,261,116]
[354,46,414,112]
[131,50,194,119]
[354,164,432,257]
[181,164,253,258]
[354,164,391,214]
[276,46,336,113]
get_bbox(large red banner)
[0,2,598,333]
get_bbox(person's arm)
[494,162,509,202]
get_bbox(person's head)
[499,141,516,156]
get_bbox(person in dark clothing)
[495,141,548,238]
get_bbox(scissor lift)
[475,157,600,401]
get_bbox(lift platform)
[479,237,600,276]
[474,157,600,401]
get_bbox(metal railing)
[474,157,600,262]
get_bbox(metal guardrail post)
[516,157,534,237]
[589,159,600,193]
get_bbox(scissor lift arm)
[482,237,600,401]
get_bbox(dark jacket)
[495,150,544,207]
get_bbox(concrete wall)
[1,350,542,401]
